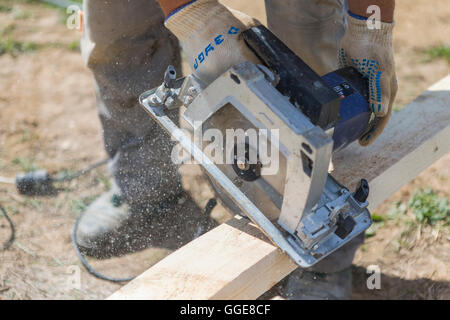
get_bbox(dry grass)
[0,0,449,300]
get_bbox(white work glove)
[165,0,260,85]
[339,14,398,146]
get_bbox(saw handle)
[243,26,372,152]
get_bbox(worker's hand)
[165,0,261,85]
[338,14,398,146]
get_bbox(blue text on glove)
[193,26,240,70]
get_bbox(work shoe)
[262,268,352,300]
[75,186,217,259]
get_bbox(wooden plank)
[109,75,450,300]
[333,75,450,210]
[109,218,297,300]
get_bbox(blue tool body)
[322,70,371,151]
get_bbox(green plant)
[367,188,450,238]
[0,5,12,12]
[424,44,450,63]
[22,198,43,211]
[408,188,449,225]
[0,22,38,57]
[12,7,31,20]
[67,40,80,52]
[20,127,39,143]
[69,195,97,215]
[97,173,112,192]
[5,206,19,216]
[0,24,16,36]
[11,156,38,172]
[387,201,408,220]
[0,37,39,56]
[365,213,386,238]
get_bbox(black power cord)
[54,159,109,183]
[1,158,219,284]
[13,159,109,196]
[0,158,132,283]
[71,214,136,283]
[0,160,109,254]
[1,205,15,251]
[71,197,218,283]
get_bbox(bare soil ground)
[0,0,449,300]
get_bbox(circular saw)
[139,26,373,268]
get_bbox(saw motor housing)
[140,26,373,267]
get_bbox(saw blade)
[201,103,287,222]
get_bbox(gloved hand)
[165,0,261,85]
[338,14,398,146]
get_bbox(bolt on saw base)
[139,26,373,268]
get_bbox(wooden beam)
[109,75,450,300]
[109,217,297,300]
[333,76,450,211]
